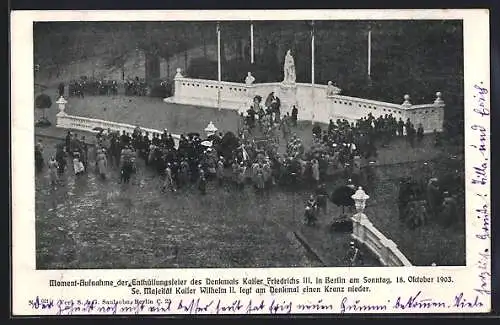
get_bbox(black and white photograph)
[32,19,465,270]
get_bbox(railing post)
[56,96,69,128]
[434,91,444,106]
[401,94,412,107]
[173,68,183,98]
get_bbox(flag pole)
[217,22,222,110]
[311,20,315,125]
[368,28,372,80]
[250,22,254,64]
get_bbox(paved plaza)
[35,92,465,268]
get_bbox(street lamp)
[351,186,369,216]
[56,96,68,115]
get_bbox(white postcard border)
[11,9,491,315]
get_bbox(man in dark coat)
[426,178,442,218]
[291,105,298,127]
[58,82,65,97]
[315,184,328,214]
[417,123,425,144]
[440,192,457,227]
[65,131,72,153]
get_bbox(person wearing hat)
[315,184,328,214]
[304,195,318,226]
[216,156,225,186]
[119,144,134,184]
[426,177,442,218]
[311,159,320,186]
[291,105,298,127]
[65,131,72,153]
[48,156,59,186]
[73,152,84,176]
[346,241,363,267]
[198,166,207,195]
[162,163,176,193]
[440,191,457,227]
[80,136,88,170]
[177,158,190,189]
[237,161,247,190]
[96,147,108,180]
[55,143,67,175]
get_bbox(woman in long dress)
[311,159,320,185]
[96,147,108,179]
[48,156,59,185]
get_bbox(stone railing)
[166,73,252,112]
[56,111,181,148]
[351,213,412,267]
[165,68,445,134]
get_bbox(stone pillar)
[279,83,298,118]
[401,94,412,107]
[56,96,67,115]
[433,91,446,133]
[400,94,412,124]
[434,91,444,106]
[55,96,68,128]
[173,68,184,98]
[351,186,370,246]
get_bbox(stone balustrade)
[166,69,445,134]
[351,213,412,267]
[56,112,181,148]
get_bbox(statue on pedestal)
[283,50,296,85]
[326,81,341,96]
[245,72,255,85]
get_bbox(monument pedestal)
[278,82,298,115]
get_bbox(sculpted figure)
[283,50,296,84]
[245,72,255,85]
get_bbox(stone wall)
[166,71,445,133]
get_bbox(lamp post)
[351,186,369,222]
[217,22,222,111]
[56,96,67,116]
[55,96,68,128]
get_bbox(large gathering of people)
[66,76,151,98]
[37,88,457,242]
[68,77,119,97]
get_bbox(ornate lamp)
[351,186,370,214]
[56,96,68,115]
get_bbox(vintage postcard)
[11,9,491,315]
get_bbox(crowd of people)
[38,87,451,237]
[398,173,461,229]
[68,77,119,98]
[124,77,149,96]
[66,76,150,98]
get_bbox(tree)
[330,185,356,215]
[35,93,52,126]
